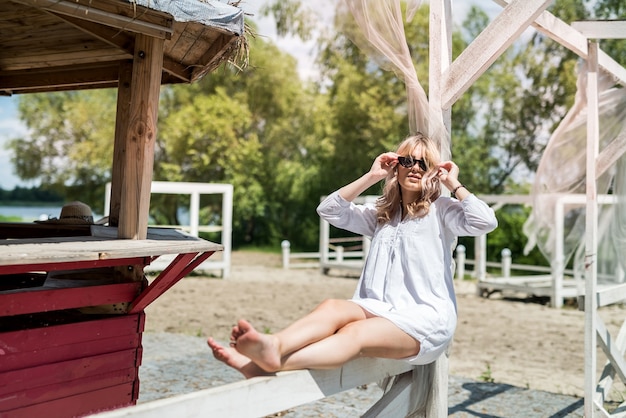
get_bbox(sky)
[0,0,502,190]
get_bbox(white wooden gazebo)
[427,2,626,416]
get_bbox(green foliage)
[0,186,63,204]
[9,89,117,209]
[6,0,624,261]
[479,362,495,383]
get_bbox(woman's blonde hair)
[376,133,442,223]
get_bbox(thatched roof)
[0,0,245,95]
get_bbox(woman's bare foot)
[207,337,272,378]
[229,323,245,346]
[232,319,282,372]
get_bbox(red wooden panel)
[0,282,142,316]
[0,257,148,275]
[0,314,144,372]
[0,367,137,410]
[0,350,137,395]
[0,333,140,373]
[3,382,136,418]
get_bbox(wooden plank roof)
[0,0,245,95]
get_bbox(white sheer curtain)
[338,0,449,159]
[523,65,626,283]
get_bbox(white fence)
[105,181,233,278]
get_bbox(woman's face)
[396,147,428,196]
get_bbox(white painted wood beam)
[493,0,626,88]
[572,20,626,39]
[363,371,424,418]
[441,0,552,109]
[596,316,626,385]
[90,358,414,418]
[595,318,626,406]
[584,40,600,418]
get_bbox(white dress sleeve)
[316,191,378,237]
[437,194,498,237]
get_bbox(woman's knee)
[314,298,351,312]
[312,299,366,324]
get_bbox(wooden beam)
[109,60,133,227]
[13,0,173,39]
[90,357,414,418]
[118,34,164,240]
[572,20,626,39]
[0,64,120,92]
[48,12,136,55]
[494,0,626,86]
[584,40,600,418]
[596,130,626,179]
[596,316,626,385]
[441,0,552,109]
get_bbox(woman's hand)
[369,152,398,181]
[437,161,458,186]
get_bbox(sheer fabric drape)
[523,66,626,283]
[339,0,449,159]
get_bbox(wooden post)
[118,34,164,240]
[427,2,452,417]
[584,40,600,418]
[109,60,133,227]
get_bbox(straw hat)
[37,201,94,224]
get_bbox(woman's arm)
[338,152,398,202]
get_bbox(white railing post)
[336,246,344,263]
[281,240,290,269]
[475,234,486,280]
[190,191,200,237]
[501,248,511,278]
[455,245,466,281]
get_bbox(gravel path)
[138,332,584,417]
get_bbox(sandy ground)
[143,250,626,401]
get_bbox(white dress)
[316,191,497,364]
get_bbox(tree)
[9,89,117,206]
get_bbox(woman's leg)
[233,301,421,372]
[277,316,420,371]
[232,299,369,372]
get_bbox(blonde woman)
[208,133,497,377]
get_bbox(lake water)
[0,205,66,221]
[0,205,187,224]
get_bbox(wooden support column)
[584,40,600,418]
[109,60,133,227]
[118,34,164,240]
[427,2,452,417]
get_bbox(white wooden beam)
[363,370,424,418]
[493,0,626,87]
[428,0,452,159]
[572,21,626,39]
[441,0,552,109]
[597,131,626,180]
[595,318,626,406]
[90,358,413,418]
[584,40,600,418]
[596,316,626,386]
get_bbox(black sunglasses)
[397,156,427,171]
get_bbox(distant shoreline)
[0,201,63,207]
